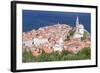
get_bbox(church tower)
[73,16,84,39]
[76,16,79,26]
[76,16,80,32]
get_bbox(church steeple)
[76,16,79,26]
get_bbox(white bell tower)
[76,16,79,26]
[73,16,84,39]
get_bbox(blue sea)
[22,10,91,33]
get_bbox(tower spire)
[76,16,79,26]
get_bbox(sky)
[22,10,91,33]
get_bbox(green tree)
[81,31,89,41]
[69,29,75,36]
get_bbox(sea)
[22,10,91,33]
